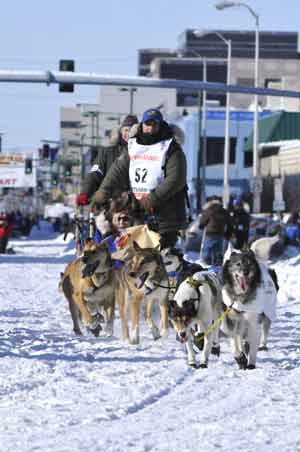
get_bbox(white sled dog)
[168,271,222,368]
[221,245,278,370]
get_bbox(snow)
[1,223,300,452]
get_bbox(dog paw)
[189,362,200,369]
[151,326,161,341]
[199,363,208,369]
[211,345,221,357]
[258,345,268,351]
[246,364,256,370]
[89,324,102,337]
[235,352,248,370]
[73,328,83,336]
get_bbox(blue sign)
[206,110,274,121]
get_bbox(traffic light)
[42,144,50,159]
[37,181,44,192]
[64,164,72,177]
[59,59,75,93]
[25,158,33,174]
[51,173,58,186]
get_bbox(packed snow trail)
[1,226,300,452]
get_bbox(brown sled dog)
[117,241,169,344]
[59,239,115,337]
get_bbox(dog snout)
[179,331,186,339]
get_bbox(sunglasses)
[117,215,130,222]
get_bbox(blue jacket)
[284,223,300,242]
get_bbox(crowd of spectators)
[0,210,39,253]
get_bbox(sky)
[1,223,300,451]
[1,0,300,152]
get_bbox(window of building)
[264,78,281,88]
[60,121,81,129]
[206,137,236,165]
[176,90,225,107]
[244,150,253,167]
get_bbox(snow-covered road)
[1,225,300,452]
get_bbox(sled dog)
[168,271,222,368]
[221,248,278,369]
[118,242,169,344]
[59,240,115,337]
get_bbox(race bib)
[128,138,172,199]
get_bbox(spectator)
[52,217,61,233]
[91,108,188,249]
[108,192,144,234]
[76,114,139,206]
[199,197,233,265]
[0,213,12,253]
[231,198,250,249]
[61,212,70,235]
[284,212,300,246]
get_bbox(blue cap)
[142,108,163,124]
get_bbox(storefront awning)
[244,112,300,152]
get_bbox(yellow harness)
[199,303,234,339]
[187,276,234,339]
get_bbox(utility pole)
[201,58,207,208]
[119,87,137,114]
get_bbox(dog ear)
[133,240,142,252]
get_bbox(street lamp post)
[215,1,260,212]
[119,87,137,115]
[194,30,232,208]
[223,38,232,208]
[187,49,207,210]
[79,132,86,186]
[82,111,100,146]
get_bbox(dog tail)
[250,234,281,262]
